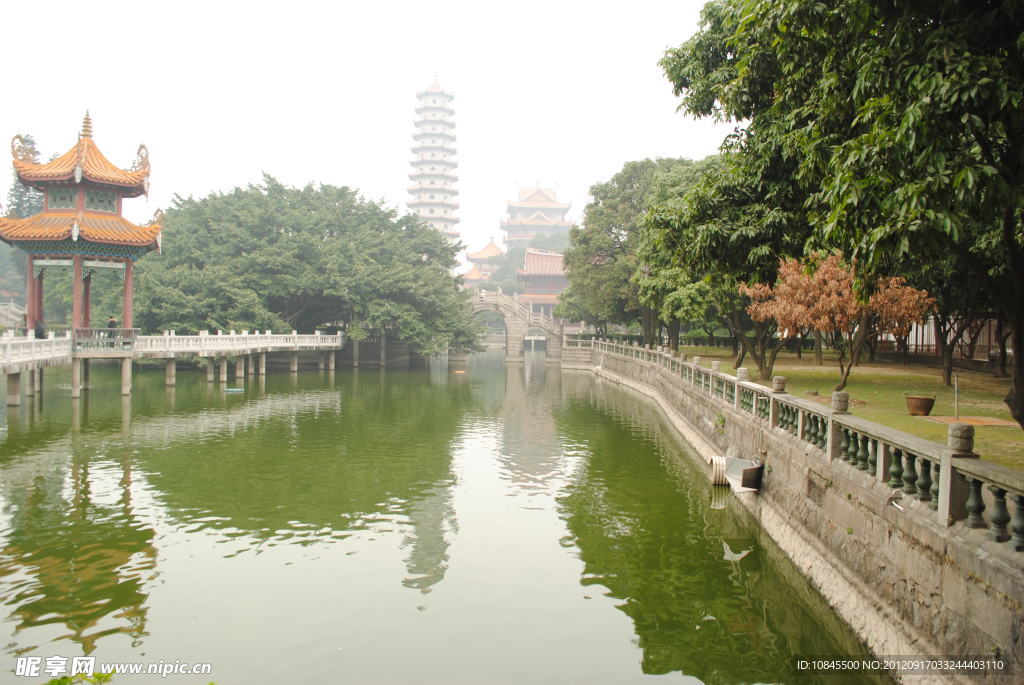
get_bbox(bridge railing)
[1,331,73,367]
[73,327,138,352]
[475,290,560,333]
[134,330,345,354]
[592,338,1024,554]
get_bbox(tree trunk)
[641,307,657,348]
[995,317,1009,378]
[1006,310,1024,429]
[935,317,955,386]
[813,331,824,366]
[795,333,804,359]
[667,319,680,353]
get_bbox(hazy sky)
[1,0,729,253]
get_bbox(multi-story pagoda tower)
[501,187,571,247]
[408,82,459,244]
[0,114,161,333]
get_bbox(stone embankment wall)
[569,341,1022,684]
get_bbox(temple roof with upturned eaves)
[11,114,150,196]
[467,240,504,261]
[0,210,162,249]
[509,187,570,210]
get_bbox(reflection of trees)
[137,370,469,591]
[0,454,156,654]
[555,378,885,685]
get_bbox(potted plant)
[904,393,936,416]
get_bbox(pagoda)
[0,114,161,334]
[408,82,459,244]
[501,187,571,247]
[516,248,568,318]
[463,238,504,289]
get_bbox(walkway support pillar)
[35,367,42,393]
[6,372,20,406]
[121,358,132,396]
[259,352,266,375]
[82,359,90,390]
[25,369,34,397]
[71,359,81,399]
[290,352,298,373]
[248,353,256,376]
[219,357,228,382]
[165,359,176,386]
[235,357,244,380]
[352,340,359,368]
[328,350,335,371]
[380,332,386,368]
[206,358,215,382]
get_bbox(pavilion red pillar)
[72,255,83,330]
[123,259,134,329]
[24,256,35,332]
[83,272,91,328]
[35,271,44,331]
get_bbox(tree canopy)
[134,176,478,355]
[660,0,1024,426]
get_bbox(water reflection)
[555,375,885,684]
[0,453,155,654]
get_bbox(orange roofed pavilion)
[0,114,162,332]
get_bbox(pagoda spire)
[80,111,93,139]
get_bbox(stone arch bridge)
[470,291,561,362]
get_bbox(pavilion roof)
[0,210,161,248]
[11,115,150,196]
[509,187,570,210]
[463,266,489,281]
[466,240,504,260]
[517,248,565,276]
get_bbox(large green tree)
[1,134,42,300]
[662,0,1024,427]
[134,176,478,355]
[561,159,684,344]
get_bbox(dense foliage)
[133,176,478,354]
[655,0,1024,427]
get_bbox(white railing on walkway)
[474,290,560,333]
[134,330,345,354]
[1,332,73,368]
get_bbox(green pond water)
[0,350,885,684]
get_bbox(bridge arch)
[469,291,561,362]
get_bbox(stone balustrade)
[592,339,1024,554]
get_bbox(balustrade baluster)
[840,427,849,459]
[966,478,986,528]
[816,417,828,450]
[1011,495,1024,552]
[868,438,878,474]
[856,432,869,468]
[929,464,940,510]
[888,449,904,488]
[902,452,918,494]
[804,413,815,444]
[917,459,932,502]
[845,429,858,462]
[987,487,1010,542]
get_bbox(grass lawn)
[674,345,1024,471]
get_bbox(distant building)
[516,248,567,318]
[463,239,504,289]
[501,187,571,247]
[408,82,459,245]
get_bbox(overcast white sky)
[1,0,729,253]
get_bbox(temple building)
[501,187,571,247]
[462,238,504,289]
[516,248,567,318]
[408,82,459,244]
[0,114,161,334]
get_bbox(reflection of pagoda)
[408,82,459,244]
[0,114,161,332]
[501,187,571,247]
[463,239,504,289]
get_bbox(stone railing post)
[938,423,976,526]
[827,391,849,462]
[771,376,786,429]
[734,367,748,409]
